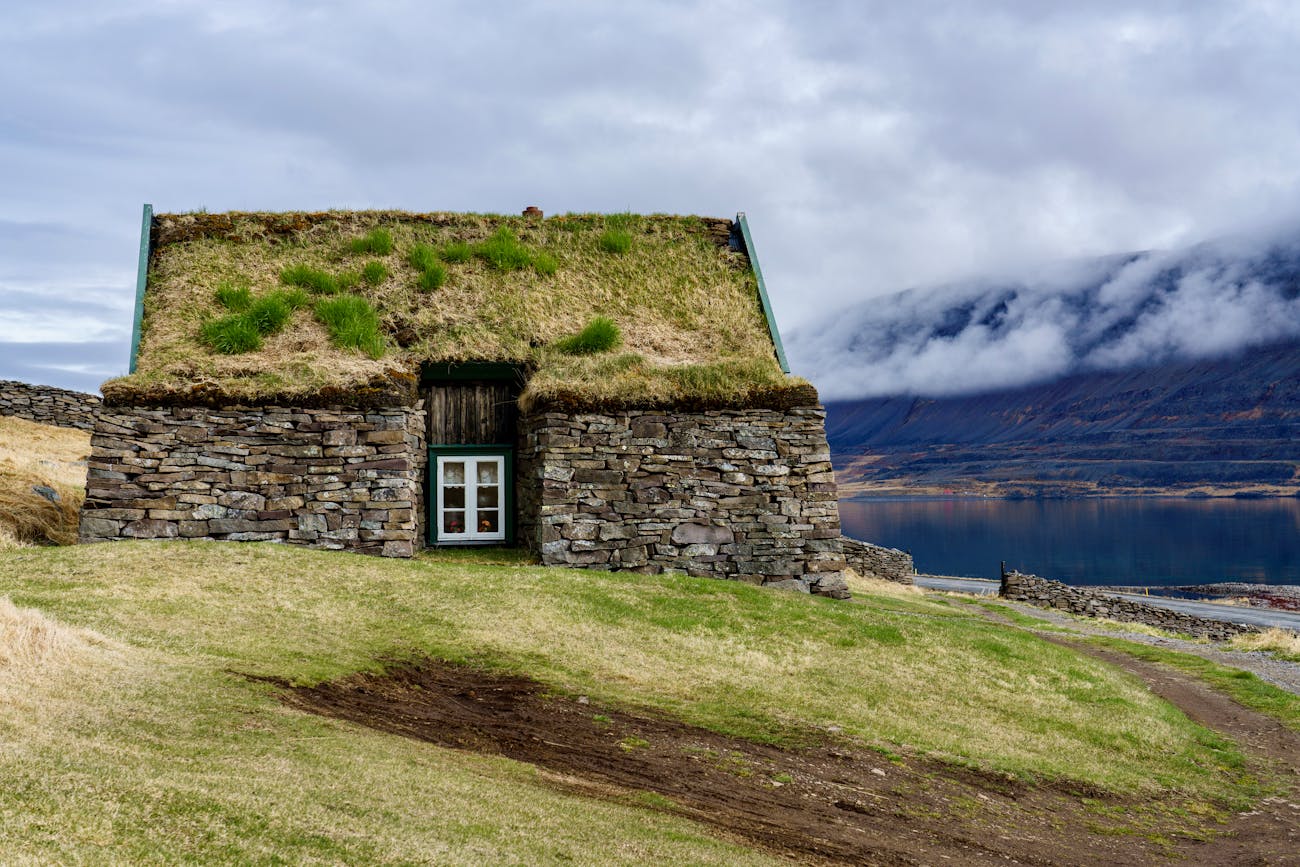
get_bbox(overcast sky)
[4,1,1300,394]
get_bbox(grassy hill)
[0,538,1287,863]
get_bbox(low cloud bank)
[789,225,1300,400]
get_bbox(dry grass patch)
[0,417,89,548]
[107,212,795,407]
[0,596,110,671]
[843,568,925,598]
[1230,627,1300,661]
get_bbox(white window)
[436,455,505,543]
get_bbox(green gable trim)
[735,212,790,374]
[128,203,153,374]
[420,361,525,384]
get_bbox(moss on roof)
[102,211,814,410]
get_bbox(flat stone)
[670,523,734,545]
[121,519,178,539]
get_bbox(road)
[914,575,1300,632]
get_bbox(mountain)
[796,229,1300,497]
[824,340,1300,496]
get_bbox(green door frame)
[427,444,515,546]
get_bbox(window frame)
[428,444,514,546]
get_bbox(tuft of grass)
[598,229,633,255]
[533,251,558,276]
[361,261,389,286]
[407,243,440,272]
[314,294,385,358]
[440,241,473,263]
[408,243,448,291]
[417,262,448,292]
[243,292,297,336]
[214,281,252,312]
[347,228,393,256]
[475,227,534,272]
[281,265,341,295]
[200,315,263,354]
[553,316,622,355]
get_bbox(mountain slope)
[825,340,1300,496]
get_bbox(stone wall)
[516,408,848,598]
[1000,570,1257,640]
[0,380,101,430]
[81,404,425,557]
[841,536,914,584]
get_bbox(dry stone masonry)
[841,536,914,584]
[0,380,101,430]
[1000,570,1258,640]
[81,405,425,557]
[516,407,849,598]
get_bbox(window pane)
[476,486,498,508]
[443,485,465,509]
[443,510,466,534]
[477,510,499,534]
[443,461,465,485]
[477,461,498,485]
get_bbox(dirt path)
[1063,642,1300,865]
[269,658,1299,865]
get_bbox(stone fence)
[0,380,101,430]
[840,536,914,584]
[1000,570,1257,641]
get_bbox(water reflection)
[838,497,1300,586]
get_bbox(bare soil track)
[268,656,1300,865]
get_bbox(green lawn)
[0,541,1273,863]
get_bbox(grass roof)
[104,211,814,410]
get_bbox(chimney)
[522,205,543,219]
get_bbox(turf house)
[80,207,849,597]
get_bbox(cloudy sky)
[4,1,1300,395]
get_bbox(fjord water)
[839,497,1300,587]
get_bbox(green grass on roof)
[107,211,804,408]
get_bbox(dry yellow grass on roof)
[104,211,813,409]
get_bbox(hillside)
[2,540,1297,863]
[788,223,1300,496]
[826,340,1300,496]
